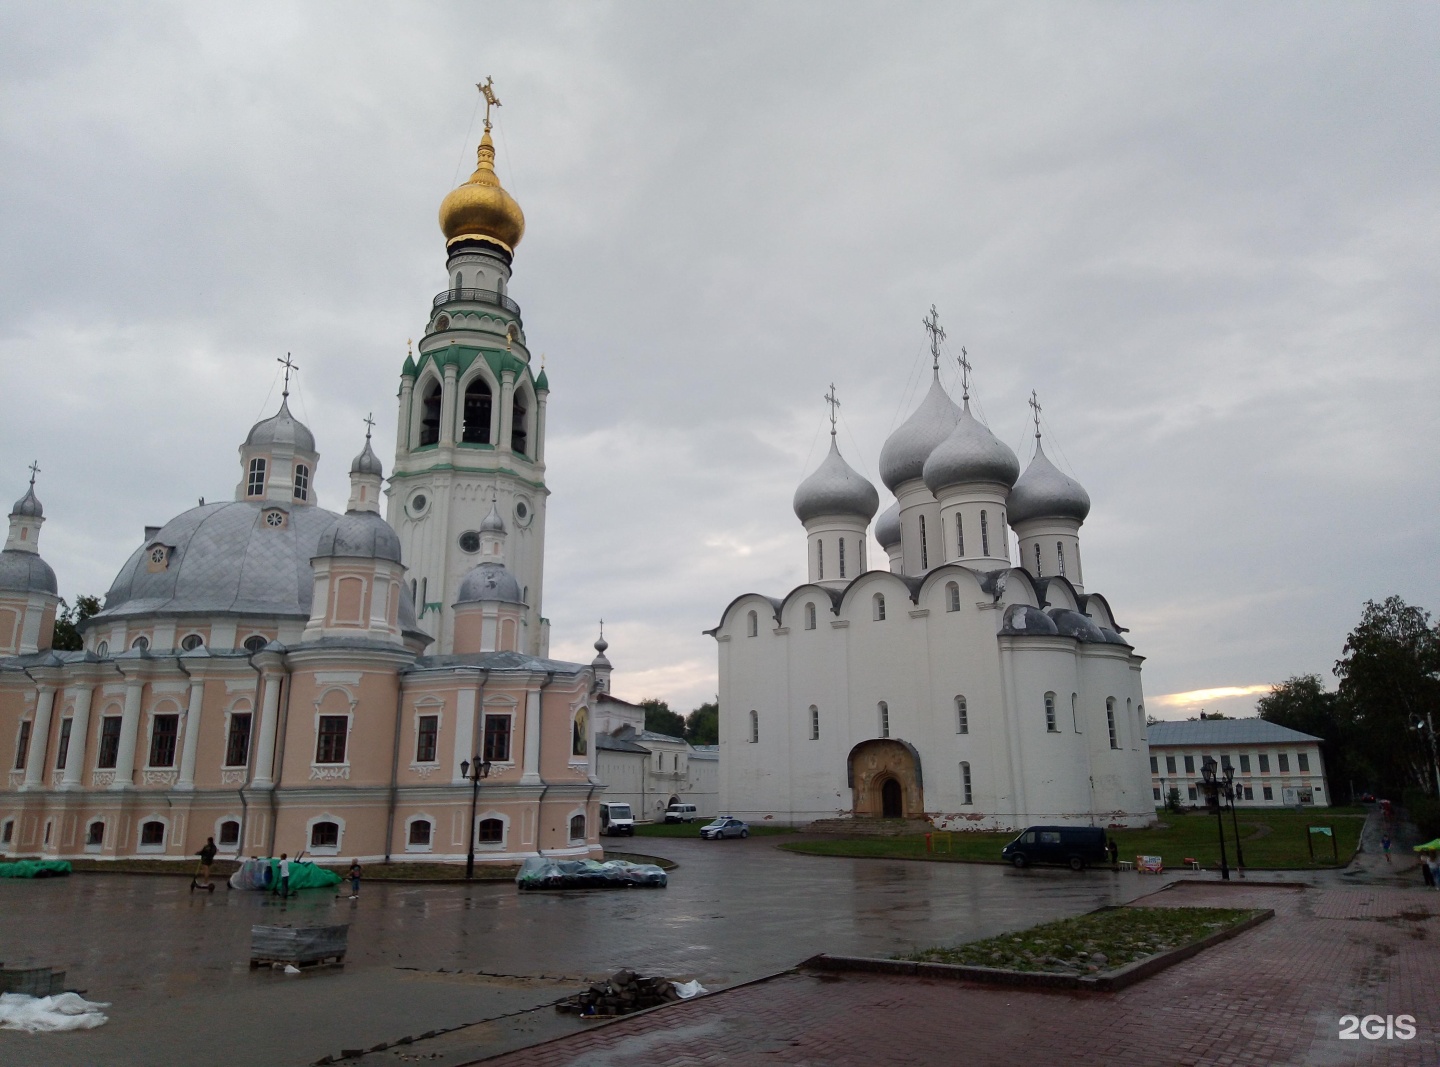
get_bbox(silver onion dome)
[455,561,524,605]
[245,398,316,454]
[11,484,42,518]
[1007,441,1090,524]
[479,499,507,534]
[0,551,57,595]
[874,501,901,550]
[314,510,402,562]
[878,377,961,492]
[921,403,1020,494]
[350,435,383,476]
[793,438,880,524]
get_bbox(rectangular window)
[224,713,253,767]
[838,537,846,579]
[483,714,512,763]
[1297,752,1309,772]
[809,706,819,740]
[55,718,72,770]
[1057,542,1066,577]
[1166,755,1177,774]
[1044,693,1057,732]
[1258,753,1270,773]
[148,714,179,768]
[1034,542,1043,577]
[1277,753,1289,773]
[960,761,972,805]
[316,715,349,764]
[1243,786,1254,800]
[980,510,990,556]
[1239,754,1251,773]
[879,702,890,738]
[919,515,928,569]
[816,539,823,580]
[1262,785,1273,801]
[416,714,439,763]
[1106,706,1118,749]
[1153,787,1161,800]
[956,697,968,735]
[1149,756,1158,773]
[1,820,12,844]
[1188,786,1197,801]
[1184,755,1195,774]
[97,717,123,769]
[293,463,310,502]
[14,720,31,770]
[1221,754,1233,772]
[246,457,266,496]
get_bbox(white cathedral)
[710,326,1155,831]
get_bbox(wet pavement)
[0,837,1160,1066]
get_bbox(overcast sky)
[2,2,1436,718]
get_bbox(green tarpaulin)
[0,860,72,879]
[1413,839,1440,852]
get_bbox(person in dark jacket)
[193,837,218,890]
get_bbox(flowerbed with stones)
[900,907,1263,975]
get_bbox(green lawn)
[781,809,1365,870]
[632,821,796,838]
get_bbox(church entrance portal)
[847,739,924,819]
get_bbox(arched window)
[878,701,890,738]
[478,818,504,843]
[511,393,528,455]
[246,457,267,497]
[86,820,106,846]
[453,271,462,293]
[569,814,586,840]
[131,636,150,652]
[461,378,493,444]
[980,510,990,556]
[418,380,442,446]
[946,581,960,612]
[292,463,310,503]
[804,603,816,630]
[956,514,965,556]
[1137,703,1147,740]
[960,761,973,805]
[1106,698,1118,749]
[181,634,203,652]
[140,820,166,846]
[746,610,758,637]
[873,593,886,621]
[95,640,109,658]
[1057,542,1066,577]
[1033,542,1043,576]
[955,695,968,734]
[311,821,340,848]
[1044,692,1057,733]
[408,819,432,847]
[816,539,824,580]
[497,275,506,297]
[809,705,819,740]
[919,514,929,569]
[838,537,846,579]
[749,709,759,743]
[218,820,240,846]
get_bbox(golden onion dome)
[438,128,525,252]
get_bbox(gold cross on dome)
[1029,389,1043,440]
[277,352,298,398]
[922,304,946,371]
[478,76,502,130]
[823,383,841,436]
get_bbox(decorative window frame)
[143,699,184,773]
[873,593,886,622]
[81,817,106,851]
[305,813,346,856]
[404,812,436,853]
[569,694,590,764]
[221,699,255,771]
[311,688,357,780]
[410,701,445,776]
[412,372,445,450]
[475,809,510,851]
[480,697,518,768]
[566,806,588,844]
[136,813,170,854]
[214,815,243,853]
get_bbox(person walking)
[192,837,218,892]
[277,852,292,898]
[347,859,362,900]
[1381,833,1392,863]
[1421,851,1435,888]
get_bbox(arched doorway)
[847,739,924,819]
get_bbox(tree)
[1258,674,1367,802]
[1334,597,1440,796]
[1165,786,1183,813]
[685,700,719,746]
[641,698,686,739]
[51,594,102,652]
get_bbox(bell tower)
[389,80,551,656]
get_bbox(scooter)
[189,861,216,893]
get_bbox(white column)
[176,677,205,790]
[22,686,56,789]
[396,376,414,455]
[522,688,541,784]
[453,689,476,784]
[250,673,282,788]
[534,391,548,464]
[61,684,94,789]
[111,676,144,789]
[498,371,516,455]
[439,362,459,448]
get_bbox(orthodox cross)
[27,460,40,486]
[363,412,376,441]
[1029,389,1043,440]
[922,304,946,372]
[957,346,972,402]
[478,76,502,130]
[277,353,298,398]
[823,383,841,436]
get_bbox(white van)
[598,802,635,836]
[664,803,699,824]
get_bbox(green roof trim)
[413,344,534,387]
[389,464,548,491]
[535,367,549,391]
[402,354,417,378]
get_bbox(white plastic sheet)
[0,992,110,1033]
[674,980,707,1000]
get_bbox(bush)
[1403,788,1440,840]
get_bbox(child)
[277,853,291,898]
[348,859,362,900]
[1381,834,1392,863]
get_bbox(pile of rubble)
[555,969,684,1017]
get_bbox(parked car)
[700,816,749,840]
[664,803,700,824]
[1001,826,1109,870]
[598,802,635,837]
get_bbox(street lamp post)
[1201,758,1230,881]
[1224,766,1245,877]
[459,756,492,880]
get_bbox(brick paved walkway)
[474,883,1440,1066]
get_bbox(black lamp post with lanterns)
[1200,757,1231,881]
[460,756,492,880]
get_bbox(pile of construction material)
[554,969,684,1017]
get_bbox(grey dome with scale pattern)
[245,398,316,454]
[878,377,961,492]
[314,510,402,562]
[455,561,524,605]
[0,551,57,595]
[921,403,1021,494]
[11,484,43,518]
[874,501,901,549]
[793,438,879,524]
[349,436,383,476]
[1008,441,1091,524]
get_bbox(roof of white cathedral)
[877,376,961,492]
[244,397,316,453]
[1008,440,1090,524]
[1147,719,1321,746]
[874,501,901,549]
[921,400,1021,493]
[793,437,880,524]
